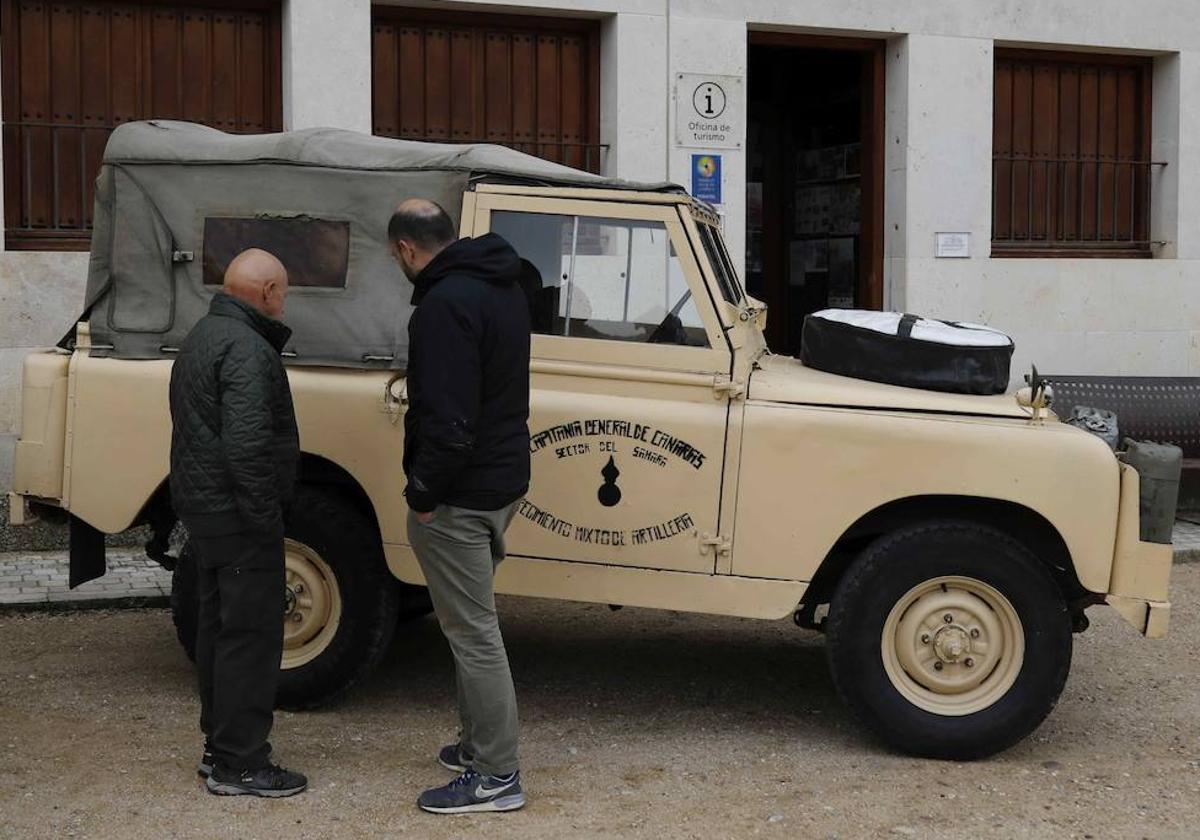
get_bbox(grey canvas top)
[80,120,681,369]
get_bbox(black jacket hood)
[411,233,522,305]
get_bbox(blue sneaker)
[417,769,526,814]
[437,742,474,773]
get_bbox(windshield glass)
[697,222,745,306]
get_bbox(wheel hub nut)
[933,661,944,671]
[921,634,931,644]
[943,613,953,623]
[931,625,971,664]
[970,628,980,638]
[965,658,975,668]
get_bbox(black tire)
[168,486,401,710]
[396,583,435,623]
[825,520,1072,760]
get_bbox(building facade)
[2,0,1199,488]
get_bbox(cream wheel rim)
[881,576,1024,716]
[281,539,342,669]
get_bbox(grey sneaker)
[418,769,525,814]
[205,763,307,798]
[197,747,214,778]
[437,742,474,773]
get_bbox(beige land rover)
[7,121,1176,760]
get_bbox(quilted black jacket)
[169,293,299,541]
[403,233,531,513]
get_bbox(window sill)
[990,246,1152,259]
[4,233,91,252]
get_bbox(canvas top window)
[202,216,350,289]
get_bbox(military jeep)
[8,121,1175,759]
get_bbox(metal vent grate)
[1045,375,1200,458]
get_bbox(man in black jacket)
[169,248,307,798]
[389,199,531,814]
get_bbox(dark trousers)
[191,531,285,772]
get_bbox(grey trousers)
[408,502,521,777]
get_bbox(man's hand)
[417,510,435,524]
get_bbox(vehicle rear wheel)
[825,520,1072,760]
[169,486,402,709]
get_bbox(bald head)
[224,248,289,320]
[388,198,456,280]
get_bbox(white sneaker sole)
[419,794,526,814]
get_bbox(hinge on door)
[698,532,732,556]
[712,374,745,400]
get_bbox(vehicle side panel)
[731,401,1120,593]
[64,354,404,540]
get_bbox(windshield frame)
[691,212,745,308]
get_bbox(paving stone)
[1,549,172,607]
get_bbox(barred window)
[1,0,282,251]
[993,50,1157,257]
[371,8,605,173]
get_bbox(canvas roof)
[79,121,682,370]
[103,120,680,191]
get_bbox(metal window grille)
[992,52,1163,256]
[1,0,282,251]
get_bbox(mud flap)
[69,514,106,588]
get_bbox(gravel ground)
[2,567,1199,840]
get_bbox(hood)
[749,353,1032,420]
[209,293,293,352]
[412,233,522,305]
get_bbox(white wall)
[282,0,373,132]
[4,0,1200,490]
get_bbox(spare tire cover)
[800,310,1014,395]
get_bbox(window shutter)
[992,50,1154,257]
[371,9,604,174]
[1,0,282,250]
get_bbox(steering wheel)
[647,290,694,344]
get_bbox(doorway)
[746,33,885,356]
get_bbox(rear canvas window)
[202,217,351,289]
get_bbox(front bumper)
[1106,594,1170,639]
[1106,464,1174,638]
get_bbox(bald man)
[169,248,307,798]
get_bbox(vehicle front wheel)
[825,520,1073,760]
[170,486,401,709]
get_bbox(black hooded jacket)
[403,233,532,513]
[169,293,299,540]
